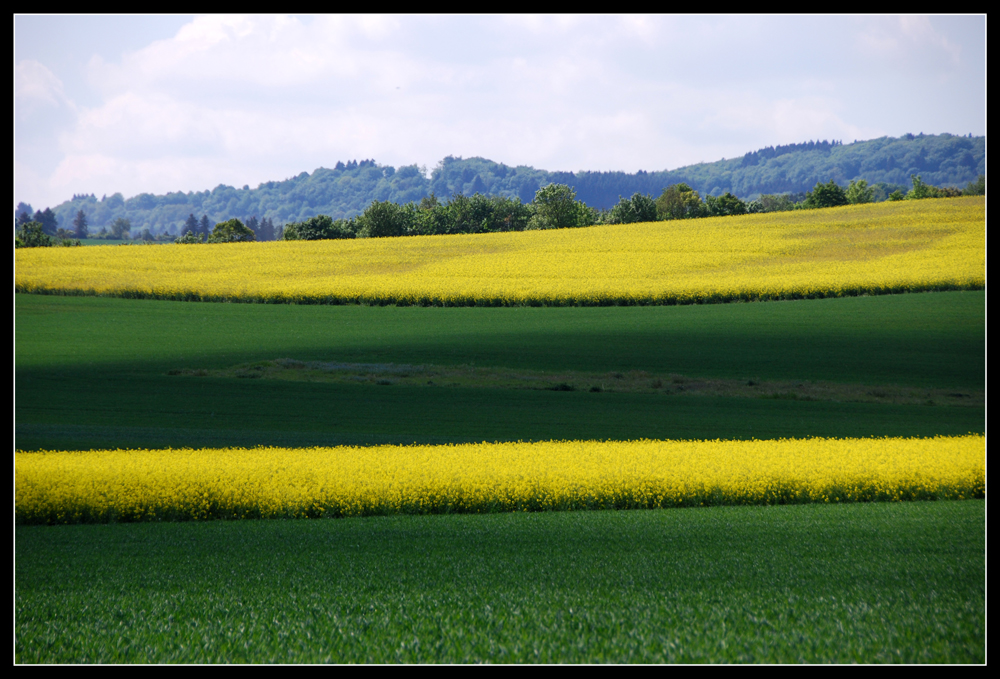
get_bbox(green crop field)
[14,289,985,663]
[14,291,985,451]
[16,501,984,663]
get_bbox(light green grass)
[15,501,984,663]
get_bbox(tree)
[15,208,34,230]
[16,221,53,248]
[705,192,748,217]
[906,174,961,200]
[756,194,798,213]
[283,214,355,240]
[605,193,658,224]
[358,200,415,238]
[199,215,213,240]
[906,175,933,200]
[655,184,703,220]
[256,217,275,241]
[482,195,531,232]
[963,174,985,196]
[110,217,132,239]
[419,193,441,210]
[802,180,848,209]
[73,209,89,238]
[174,230,203,244]
[527,184,591,230]
[183,213,200,238]
[208,218,256,243]
[845,179,873,204]
[33,208,59,236]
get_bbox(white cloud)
[14,15,986,209]
[856,16,964,67]
[15,60,71,112]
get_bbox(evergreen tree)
[33,208,59,236]
[73,209,89,238]
[257,217,275,241]
[183,213,200,237]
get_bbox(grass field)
[15,501,984,663]
[14,291,984,451]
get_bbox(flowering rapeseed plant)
[15,436,984,524]
[15,198,984,306]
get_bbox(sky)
[14,14,986,211]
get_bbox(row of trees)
[281,186,601,241]
[14,221,82,248]
[175,213,276,242]
[15,215,257,247]
[15,206,136,241]
[277,172,985,243]
[176,218,257,243]
[17,134,985,241]
[16,172,984,248]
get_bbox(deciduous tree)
[16,221,52,248]
[527,184,591,230]
[110,217,131,239]
[655,184,703,220]
[845,179,873,204]
[358,200,414,238]
[208,218,256,243]
[802,180,848,209]
[606,193,658,224]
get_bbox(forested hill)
[18,133,984,238]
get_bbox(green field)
[16,501,984,663]
[15,291,984,451]
[14,289,985,662]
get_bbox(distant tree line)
[16,170,984,248]
[269,172,985,245]
[14,133,984,243]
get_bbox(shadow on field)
[15,292,985,450]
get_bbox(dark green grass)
[15,374,984,451]
[15,291,984,386]
[14,292,985,450]
[15,501,985,663]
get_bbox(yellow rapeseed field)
[14,198,984,306]
[15,436,984,524]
